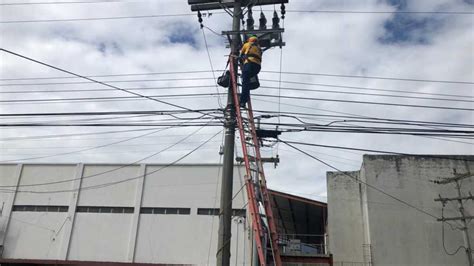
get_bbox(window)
[197,208,220,216]
[12,205,68,212]
[140,207,153,214]
[76,206,134,214]
[36,206,47,212]
[232,209,246,217]
[197,208,246,217]
[140,207,191,215]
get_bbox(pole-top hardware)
[188,0,288,12]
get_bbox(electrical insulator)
[259,12,267,30]
[197,10,203,28]
[280,3,286,20]
[246,8,254,30]
[272,10,280,29]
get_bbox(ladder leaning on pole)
[229,56,282,266]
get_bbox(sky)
[0,0,473,202]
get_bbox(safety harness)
[244,43,262,63]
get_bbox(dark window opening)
[76,206,134,214]
[12,205,69,213]
[197,208,246,217]
[140,207,191,215]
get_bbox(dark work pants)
[240,62,261,106]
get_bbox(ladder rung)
[249,168,260,173]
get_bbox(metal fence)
[278,233,328,256]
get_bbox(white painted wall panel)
[135,215,251,265]
[0,163,252,265]
[142,165,246,208]
[3,212,67,259]
[79,165,139,207]
[327,171,364,264]
[68,214,132,262]
[0,165,18,187]
[15,164,76,205]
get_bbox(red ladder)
[229,57,282,266]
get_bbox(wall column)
[0,164,23,257]
[59,163,84,260]
[127,164,146,262]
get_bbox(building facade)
[0,163,330,266]
[0,163,250,265]
[327,155,474,266]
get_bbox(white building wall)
[327,171,365,264]
[68,214,132,262]
[0,163,251,265]
[78,164,140,207]
[327,155,474,266]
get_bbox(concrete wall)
[327,171,365,264]
[327,155,474,266]
[0,163,251,265]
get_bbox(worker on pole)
[239,35,262,107]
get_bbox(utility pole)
[187,1,288,265]
[434,172,474,266]
[215,1,241,265]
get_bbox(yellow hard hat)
[248,36,258,43]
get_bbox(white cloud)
[0,0,472,201]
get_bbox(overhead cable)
[0,130,221,193]
[0,124,216,188]
[281,140,441,220]
[2,69,471,84]
[0,48,219,119]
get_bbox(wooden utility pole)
[435,172,474,266]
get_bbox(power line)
[0,109,219,117]
[0,122,223,127]
[0,77,215,86]
[201,27,224,108]
[252,109,474,128]
[0,96,216,105]
[1,109,469,128]
[0,92,224,103]
[262,71,474,85]
[4,121,471,139]
[2,69,471,85]
[0,130,221,194]
[2,91,469,111]
[0,124,216,188]
[252,94,474,111]
[259,79,473,99]
[259,86,474,103]
[260,122,474,138]
[279,140,474,161]
[0,0,127,5]
[0,48,219,119]
[281,140,441,220]
[0,13,203,24]
[0,127,165,141]
[0,85,216,94]
[1,78,471,102]
[283,9,474,15]
[0,70,216,81]
[0,115,213,163]
[1,138,221,149]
